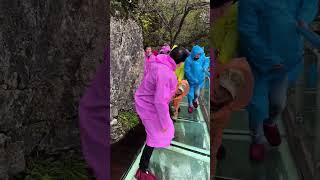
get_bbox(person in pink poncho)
[152,50,158,56]
[144,45,156,78]
[159,43,171,55]
[134,47,189,179]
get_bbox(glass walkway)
[215,109,300,180]
[121,78,211,180]
[120,38,320,180]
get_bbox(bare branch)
[180,33,208,47]
[139,0,209,45]
[187,1,209,11]
[172,0,190,44]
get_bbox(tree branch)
[180,33,209,47]
[187,1,209,10]
[172,0,190,45]
[171,1,209,45]
[140,0,210,45]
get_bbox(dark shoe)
[169,105,175,116]
[249,143,265,162]
[216,145,226,160]
[193,101,198,108]
[264,123,282,146]
[135,169,157,180]
[188,107,193,113]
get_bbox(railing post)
[294,53,307,124]
[313,47,320,180]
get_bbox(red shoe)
[193,101,198,108]
[188,107,193,113]
[135,169,158,180]
[264,123,282,146]
[249,143,265,161]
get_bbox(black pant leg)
[139,145,154,172]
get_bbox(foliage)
[138,0,210,50]
[110,0,210,50]
[110,0,140,18]
[118,111,140,130]
[21,152,92,180]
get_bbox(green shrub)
[23,153,91,180]
[118,111,140,130]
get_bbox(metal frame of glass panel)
[283,42,320,180]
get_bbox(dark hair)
[210,0,237,9]
[170,47,189,64]
[144,45,151,50]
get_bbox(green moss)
[118,111,140,130]
[22,152,92,180]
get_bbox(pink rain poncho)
[143,53,156,78]
[159,45,171,54]
[135,54,178,148]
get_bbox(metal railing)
[200,75,210,131]
[284,42,320,180]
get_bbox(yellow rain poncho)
[210,2,238,64]
[175,63,185,83]
[171,45,178,50]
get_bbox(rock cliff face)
[0,0,107,178]
[110,16,144,143]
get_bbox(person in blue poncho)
[238,0,318,161]
[184,45,210,113]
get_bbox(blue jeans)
[188,85,201,107]
[247,71,288,144]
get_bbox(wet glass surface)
[176,103,202,121]
[225,110,286,136]
[216,135,299,180]
[173,120,210,151]
[149,148,210,180]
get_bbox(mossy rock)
[118,111,140,130]
[20,152,93,180]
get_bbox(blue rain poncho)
[184,45,210,87]
[238,0,318,85]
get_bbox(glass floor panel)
[173,120,210,151]
[149,147,209,180]
[216,91,298,179]
[122,97,210,180]
[216,134,299,180]
[225,110,287,136]
[177,103,203,122]
[123,145,210,180]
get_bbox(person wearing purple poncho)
[78,50,109,180]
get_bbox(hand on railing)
[297,20,320,49]
[203,68,210,77]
